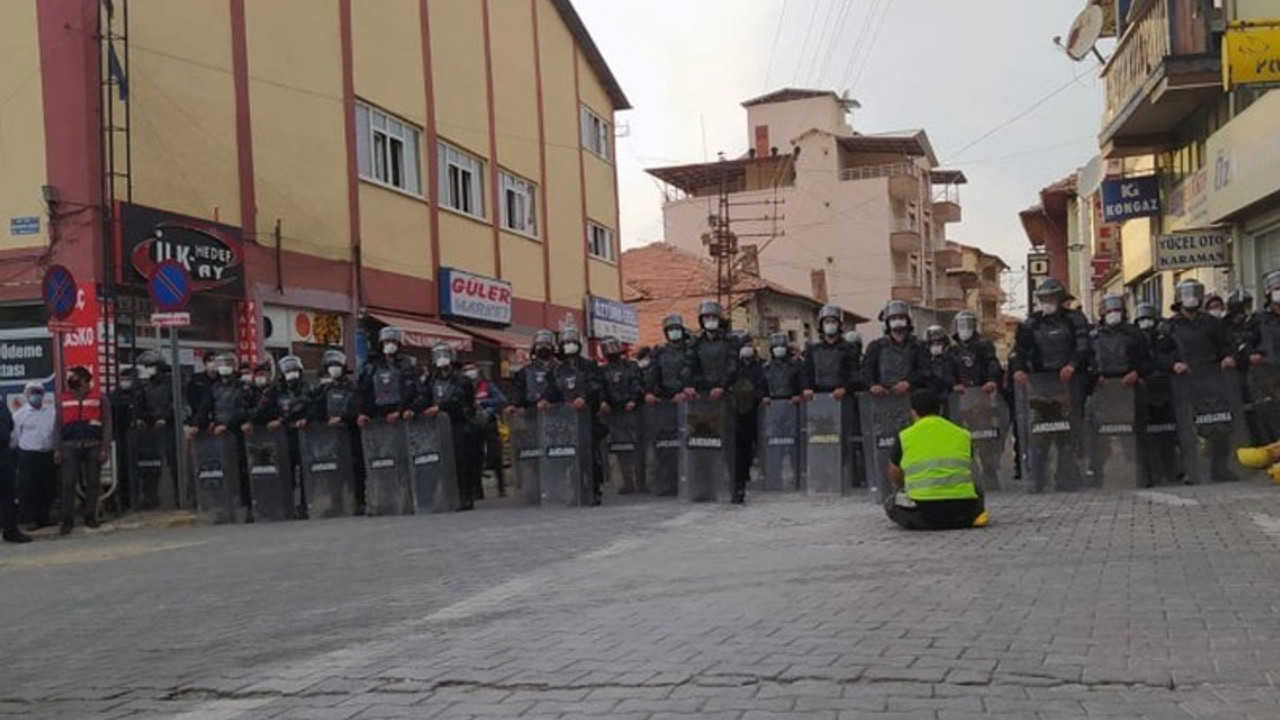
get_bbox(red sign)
[121,204,245,296]
[236,301,261,367]
[61,282,101,386]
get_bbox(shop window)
[587,221,615,262]
[499,170,538,238]
[355,102,422,195]
[580,106,611,160]
[439,141,486,218]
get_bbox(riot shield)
[539,404,592,507]
[192,432,240,524]
[1248,363,1280,443]
[509,410,542,505]
[948,390,1011,491]
[1014,372,1083,493]
[803,395,853,496]
[299,424,355,518]
[129,425,177,510]
[857,393,911,504]
[1084,381,1142,491]
[1173,368,1248,484]
[245,427,295,522]
[361,420,413,516]
[759,401,800,492]
[604,408,646,494]
[645,401,680,496]
[678,397,733,503]
[406,413,460,514]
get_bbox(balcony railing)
[839,162,921,182]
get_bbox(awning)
[452,324,533,350]
[368,312,472,352]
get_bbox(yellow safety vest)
[898,415,977,502]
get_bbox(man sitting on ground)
[886,389,987,530]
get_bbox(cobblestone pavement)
[4,482,1280,719]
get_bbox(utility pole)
[700,154,786,329]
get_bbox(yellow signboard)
[1224,22,1280,89]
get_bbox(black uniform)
[132,371,179,509]
[863,335,929,390]
[1161,310,1239,483]
[1011,307,1092,492]
[358,354,419,418]
[923,351,957,401]
[949,337,1002,388]
[307,375,366,510]
[109,383,136,510]
[689,332,739,395]
[419,370,483,506]
[191,376,254,513]
[645,343,694,399]
[729,357,766,502]
[186,371,215,421]
[0,402,20,538]
[601,357,645,410]
[254,376,313,516]
[552,355,606,504]
[764,355,805,399]
[803,339,856,393]
[1138,322,1178,486]
[1087,322,1151,484]
[1247,309,1280,443]
[511,357,558,409]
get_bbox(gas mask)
[1104,311,1123,327]
[26,392,44,409]
[957,328,974,342]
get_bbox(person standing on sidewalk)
[11,382,57,530]
[56,366,112,534]
[466,362,508,497]
[0,401,32,543]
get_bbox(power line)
[848,0,894,90]
[812,0,859,87]
[802,0,843,86]
[790,0,825,85]
[837,0,882,90]
[763,0,790,89]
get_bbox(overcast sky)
[575,0,1105,290]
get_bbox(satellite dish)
[1077,155,1104,197]
[1066,5,1104,62]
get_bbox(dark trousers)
[483,415,505,494]
[733,410,758,500]
[884,494,985,531]
[113,433,131,512]
[17,449,56,526]
[1,449,18,534]
[60,441,104,525]
[453,420,485,504]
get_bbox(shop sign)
[61,282,102,384]
[1165,167,1211,233]
[236,300,261,367]
[1206,89,1280,222]
[293,310,344,346]
[1223,22,1280,89]
[439,268,512,325]
[0,334,54,384]
[1153,229,1232,272]
[1100,176,1161,223]
[587,295,639,345]
[1026,251,1051,311]
[120,203,245,296]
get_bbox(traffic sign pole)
[170,327,189,509]
[147,260,194,510]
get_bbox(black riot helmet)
[600,336,623,358]
[953,311,977,341]
[278,355,304,380]
[697,300,724,330]
[662,314,686,343]
[1099,294,1126,317]
[532,329,556,359]
[924,325,948,344]
[818,305,842,337]
[1034,278,1068,302]
[843,330,863,357]
[1228,288,1254,314]
[431,342,456,370]
[559,327,583,357]
[321,349,347,370]
[882,299,911,332]
[1135,302,1159,331]
[1175,278,1206,311]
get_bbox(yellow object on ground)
[1237,446,1273,469]
[1269,464,1280,484]
[973,511,989,528]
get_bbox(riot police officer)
[510,329,559,411]
[1088,295,1151,486]
[110,367,137,511]
[1163,278,1240,483]
[358,327,419,426]
[551,328,606,505]
[1247,272,1280,443]
[689,300,738,398]
[728,339,766,504]
[250,355,312,517]
[419,343,482,511]
[922,325,956,402]
[132,350,177,509]
[843,330,864,370]
[645,315,694,403]
[599,336,646,494]
[309,349,366,511]
[188,352,254,520]
[1011,278,1092,492]
[949,311,1002,394]
[763,332,804,402]
[246,360,273,410]
[804,305,857,398]
[864,300,928,396]
[1135,302,1178,486]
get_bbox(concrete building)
[0,0,630,397]
[645,89,971,335]
[934,241,1009,337]
[619,242,866,350]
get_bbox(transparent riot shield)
[1248,363,1280,443]
[539,404,592,507]
[759,401,801,492]
[857,393,911,504]
[1084,381,1142,491]
[948,390,1011,491]
[361,420,413,516]
[129,425,177,510]
[645,401,680,496]
[192,432,240,524]
[1173,368,1248,484]
[299,424,355,518]
[406,413,460,514]
[604,408,646,494]
[679,397,733,503]
[1014,372,1083,493]
[804,395,854,496]
[509,410,542,505]
[245,427,294,522]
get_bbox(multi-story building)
[645,89,973,336]
[933,241,1009,337]
[0,0,630,399]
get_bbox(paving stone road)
[4,483,1280,719]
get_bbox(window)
[499,170,538,237]
[438,141,486,218]
[586,221,615,262]
[580,106,611,160]
[355,102,422,195]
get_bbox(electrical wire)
[848,0,894,90]
[790,0,826,85]
[762,0,790,89]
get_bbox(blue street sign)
[148,260,192,313]
[41,264,77,321]
[10,216,40,236]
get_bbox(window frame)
[499,169,539,239]
[586,220,615,263]
[355,101,422,197]
[580,105,612,161]
[437,140,487,219]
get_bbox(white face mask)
[383,342,398,356]
[119,380,133,390]
[138,366,155,380]
[1271,289,1280,304]
[666,328,682,343]
[771,346,788,359]
[434,357,451,369]
[1179,293,1200,309]
[821,321,839,336]
[1209,308,1226,319]
[217,365,233,377]
[888,318,908,330]
[284,371,301,382]
[1105,311,1123,326]
[254,376,268,387]
[1037,301,1058,315]
[205,362,216,373]
[957,328,974,342]
[327,365,344,379]
[929,344,945,357]
[563,342,580,356]
[240,373,253,384]
[703,318,720,331]
[637,359,650,369]
[739,347,755,361]
[1137,318,1156,330]
[463,369,479,381]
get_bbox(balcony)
[1099,0,1222,157]
[890,229,922,254]
[932,185,962,224]
[891,285,924,304]
[934,289,968,312]
[840,162,922,200]
[979,282,1005,301]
